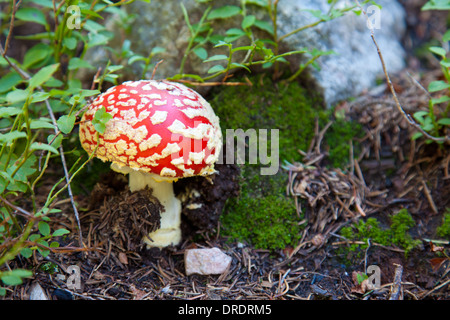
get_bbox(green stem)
[0,218,35,267]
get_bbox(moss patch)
[437,209,450,239]
[208,74,363,250]
[339,209,421,260]
[220,165,300,250]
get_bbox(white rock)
[29,282,48,300]
[184,247,232,276]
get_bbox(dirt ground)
[2,1,450,301]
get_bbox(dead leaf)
[429,258,447,273]
[118,252,128,265]
[429,241,445,253]
[351,271,375,294]
[130,284,146,300]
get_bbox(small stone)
[29,282,48,300]
[184,247,232,276]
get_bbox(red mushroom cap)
[79,80,222,179]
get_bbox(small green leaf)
[57,114,76,134]
[443,30,450,42]
[38,221,51,236]
[225,28,246,42]
[20,248,33,259]
[431,96,450,105]
[0,72,22,93]
[437,118,450,126]
[242,15,256,29]
[15,8,48,26]
[356,272,368,285]
[50,241,60,248]
[207,64,226,74]
[53,228,70,237]
[0,107,22,118]
[0,269,32,286]
[29,64,60,89]
[128,55,146,65]
[413,110,429,124]
[29,119,55,130]
[6,89,29,103]
[428,80,450,93]
[0,275,22,286]
[68,58,94,71]
[31,91,51,103]
[429,46,446,58]
[203,54,228,62]
[47,134,63,149]
[63,37,78,51]
[231,62,251,72]
[253,19,274,35]
[411,131,423,140]
[207,5,241,20]
[422,0,450,10]
[93,106,113,134]
[0,131,27,144]
[23,43,54,69]
[30,142,59,154]
[37,239,50,258]
[151,47,166,55]
[193,47,208,60]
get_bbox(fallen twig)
[389,263,404,300]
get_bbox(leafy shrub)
[0,0,145,295]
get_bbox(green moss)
[208,74,363,250]
[437,209,450,239]
[339,209,421,258]
[210,75,324,162]
[220,165,300,250]
[325,119,363,168]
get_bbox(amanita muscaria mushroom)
[79,80,222,248]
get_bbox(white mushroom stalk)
[79,80,222,248]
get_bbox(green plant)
[436,209,450,239]
[339,209,421,258]
[422,0,450,10]
[164,0,372,84]
[411,4,450,143]
[0,0,144,295]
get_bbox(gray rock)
[275,0,406,106]
[184,247,232,275]
[29,282,48,300]
[94,0,406,107]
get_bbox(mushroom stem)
[128,170,182,248]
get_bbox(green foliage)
[411,3,450,143]
[0,0,141,295]
[422,0,450,11]
[436,209,450,239]
[339,209,421,258]
[164,0,371,83]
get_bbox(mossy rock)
[208,74,363,250]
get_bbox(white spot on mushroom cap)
[139,133,162,151]
[167,119,213,140]
[118,93,130,100]
[150,110,168,125]
[160,167,177,177]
